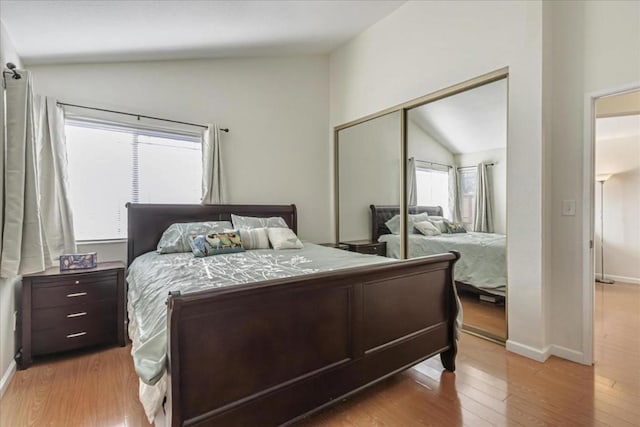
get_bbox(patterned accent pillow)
[189,231,245,257]
[446,222,467,234]
[267,227,303,250]
[157,221,234,254]
[414,220,441,236]
[231,214,289,230]
[239,228,270,249]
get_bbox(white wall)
[455,148,507,234]
[330,1,546,359]
[407,120,455,167]
[0,20,23,395]
[338,112,401,241]
[29,55,332,259]
[547,1,640,360]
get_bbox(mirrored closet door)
[335,70,509,343]
[336,111,401,255]
[403,77,508,341]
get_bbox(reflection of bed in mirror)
[370,205,506,303]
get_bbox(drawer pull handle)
[66,332,87,338]
[66,292,87,298]
[74,280,80,285]
[67,312,87,318]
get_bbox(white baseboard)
[0,360,16,399]
[549,344,588,365]
[595,273,640,285]
[505,340,551,362]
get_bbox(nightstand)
[18,261,126,369]
[340,240,387,256]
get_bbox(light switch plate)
[562,200,576,216]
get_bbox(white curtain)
[201,124,225,204]
[407,157,417,206]
[473,163,494,233]
[35,96,77,256]
[1,72,76,277]
[448,167,462,223]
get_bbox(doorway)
[589,89,640,367]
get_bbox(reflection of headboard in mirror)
[369,205,443,241]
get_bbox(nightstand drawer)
[32,316,116,355]
[32,301,116,332]
[340,240,387,257]
[32,278,117,309]
[31,271,117,288]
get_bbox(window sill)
[76,239,127,245]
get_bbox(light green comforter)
[380,232,507,294]
[127,243,394,386]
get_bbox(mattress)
[127,243,394,422]
[379,232,507,295]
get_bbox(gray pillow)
[231,214,289,230]
[239,228,270,249]
[157,221,233,254]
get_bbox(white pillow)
[231,214,289,230]
[239,228,270,249]
[414,220,441,236]
[267,227,303,250]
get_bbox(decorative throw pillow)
[231,214,289,230]
[428,219,449,234]
[239,228,270,249]
[267,227,303,250]
[189,231,245,257]
[157,221,234,254]
[447,222,467,234]
[414,220,441,236]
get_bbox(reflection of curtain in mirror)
[473,163,494,233]
[407,157,417,206]
[449,168,462,223]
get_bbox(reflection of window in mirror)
[416,166,450,218]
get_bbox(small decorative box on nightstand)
[340,240,387,257]
[18,261,126,369]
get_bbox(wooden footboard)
[165,252,459,426]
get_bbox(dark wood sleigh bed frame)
[370,205,505,304]
[126,203,460,427]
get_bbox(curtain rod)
[458,162,496,170]
[56,101,229,133]
[414,159,452,169]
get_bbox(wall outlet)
[562,199,576,216]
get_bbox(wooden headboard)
[369,205,444,241]
[126,203,297,266]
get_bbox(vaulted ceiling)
[0,0,405,64]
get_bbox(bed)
[370,205,506,301]
[126,203,460,426]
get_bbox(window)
[65,118,202,240]
[415,167,450,219]
[459,169,476,230]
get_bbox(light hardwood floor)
[458,293,506,340]
[1,282,638,426]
